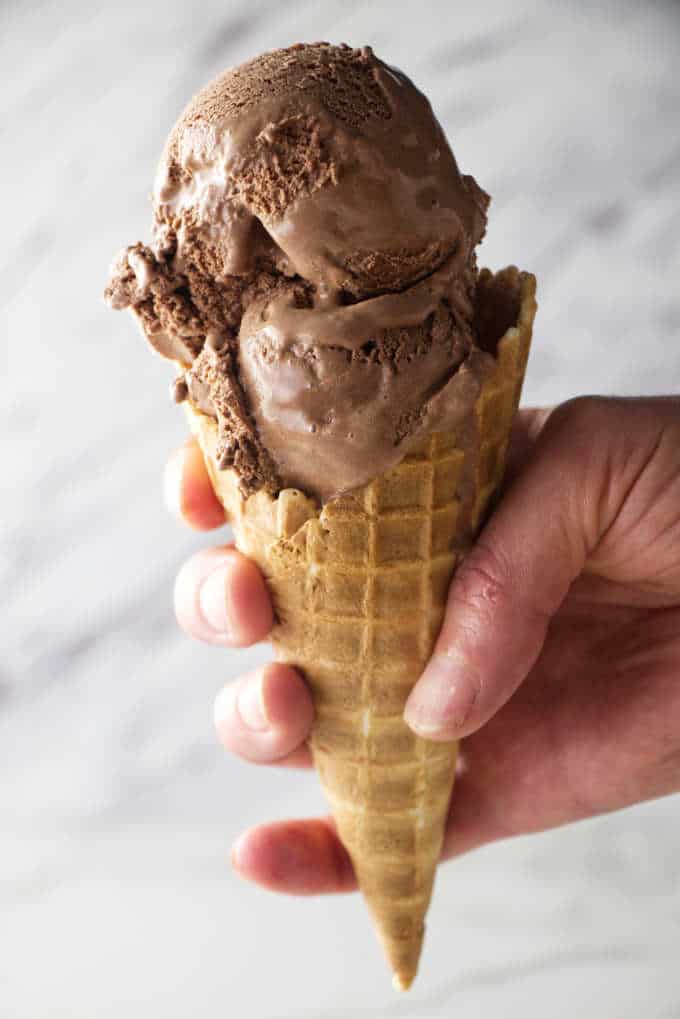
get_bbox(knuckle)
[550,394,613,431]
[449,541,512,620]
[437,543,513,670]
[544,396,672,546]
[545,396,624,458]
[447,539,550,639]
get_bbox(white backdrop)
[2,1,679,1016]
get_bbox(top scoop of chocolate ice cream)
[105,42,494,501]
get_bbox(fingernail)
[236,674,269,732]
[404,653,478,739]
[198,564,232,637]
[231,831,248,873]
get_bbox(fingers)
[404,398,607,742]
[165,437,226,531]
[214,662,314,766]
[231,817,356,895]
[175,546,273,647]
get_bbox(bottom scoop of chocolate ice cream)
[234,272,484,501]
[181,263,524,503]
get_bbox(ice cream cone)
[185,267,536,990]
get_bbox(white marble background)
[2,1,680,1016]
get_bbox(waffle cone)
[186,267,536,990]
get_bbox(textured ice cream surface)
[105,41,495,502]
[235,262,482,501]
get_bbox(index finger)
[164,437,227,531]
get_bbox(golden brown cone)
[185,267,537,990]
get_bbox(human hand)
[167,396,680,893]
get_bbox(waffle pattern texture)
[186,267,537,990]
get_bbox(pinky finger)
[231,818,357,895]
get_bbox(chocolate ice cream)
[105,42,494,502]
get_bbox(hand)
[167,397,680,894]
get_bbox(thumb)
[404,397,609,741]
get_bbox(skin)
[166,396,680,894]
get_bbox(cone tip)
[392,972,415,992]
